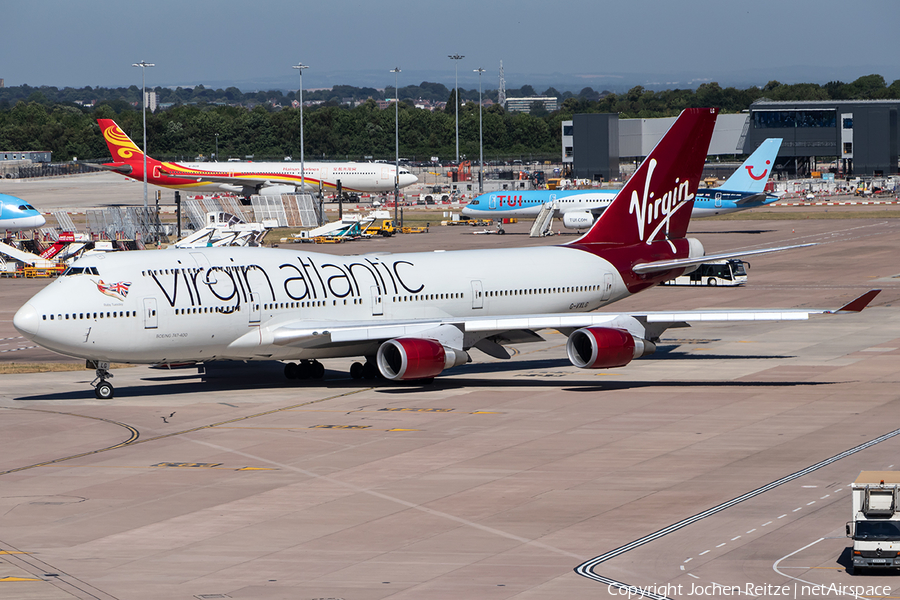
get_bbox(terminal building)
[564,100,900,180]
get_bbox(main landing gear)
[89,361,115,399]
[349,358,381,380]
[284,360,325,381]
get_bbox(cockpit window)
[63,266,99,276]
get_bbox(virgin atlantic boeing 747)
[15,110,876,399]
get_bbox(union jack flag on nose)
[95,279,132,300]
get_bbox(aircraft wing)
[263,290,879,350]
[159,168,284,188]
[733,192,768,205]
[633,243,816,275]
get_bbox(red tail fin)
[573,108,717,246]
[98,119,145,164]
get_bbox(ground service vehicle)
[663,259,748,286]
[847,472,900,574]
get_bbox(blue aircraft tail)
[719,138,782,193]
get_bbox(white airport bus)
[663,259,748,286]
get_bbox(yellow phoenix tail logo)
[103,124,142,160]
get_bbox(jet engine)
[562,211,595,230]
[376,338,469,380]
[566,327,656,369]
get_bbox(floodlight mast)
[448,54,464,163]
[132,60,155,210]
[292,63,309,194]
[474,67,485,194]
[391,67,401,224]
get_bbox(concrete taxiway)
[2,177,900,598]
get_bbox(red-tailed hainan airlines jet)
[96,118,417,197]
[15,109,877,399]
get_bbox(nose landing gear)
[89,361,115,399]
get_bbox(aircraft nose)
[402,173,418,186]
[14,303,40,340]
[30,214,46,228]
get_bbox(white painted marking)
[688,573,699,579]
[773,538,866,600]
[793,507,802,512]
[746,529,756,534]
[716,543,726,548]
[778,514,787,519]
[801,485,817,488]
[680,565,684,571]
[683,558,693,563]
[699,550,710,556]
[762,521,773,526]
[806,501,815,506]
[731,536,741,541]
[820,495,830,499]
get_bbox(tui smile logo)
[745,159,771,181]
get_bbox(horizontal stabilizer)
[829,289,880,313]
[734,192,768,205]
[632,243,816,275]
[94,162,134,175]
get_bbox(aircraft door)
[381,166,390,181]
[601,272,614,301]
[715,192,722,208]
[371,286,383,316]
[143,297,158,329]
[489,195,497,210]
[249,292,261,324]
[471,280,484,309]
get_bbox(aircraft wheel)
[707,277,718,286]
[362,361,379,380]
[350,362,364,379]
[95,381,115,400]
[312,361,325,379]
[284,362,299,379]
[297,361,312,380]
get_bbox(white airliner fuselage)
[13,245,629,364]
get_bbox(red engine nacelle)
[376,338,468,381]
[566,327,655,369]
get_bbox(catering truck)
[847,472,900,574]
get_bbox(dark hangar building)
[566,100,899,180]
[744,100,898,177]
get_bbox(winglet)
[832,290,881,313]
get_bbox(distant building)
[744,99,900,176]
[505,96,558,113]
[1,151,51,163]
[562,113,749,181]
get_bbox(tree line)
[0,74,897,163]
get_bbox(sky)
[4,0,899,94]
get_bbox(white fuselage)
[173,161,417,194]
[14,246,628,364]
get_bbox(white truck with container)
[846,471,900,574]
